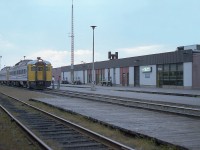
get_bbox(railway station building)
[56,45,200,89]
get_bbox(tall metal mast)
[71,0,74,83]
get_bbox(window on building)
[163,64,170,85]
[176,63,183,86]
[169,64,177,85]
[157,63,183,86]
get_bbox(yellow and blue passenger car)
[0,57,52,89]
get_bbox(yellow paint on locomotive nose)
[46,65,52,81]
[37,69,43,80]
[27,64,52,82]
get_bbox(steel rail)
[0,92,134,150]
[0,105,52,150]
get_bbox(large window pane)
[170,64,176,71]
[164,64,169,71]
[177,63,183,71]
[157,63,183,86]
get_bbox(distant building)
[52,67,62,83]
[53,45,200,89]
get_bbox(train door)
[35,62,46,83]
[28,65,35,82]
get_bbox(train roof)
[15,59,32,66]
[0,66,11,71]
[27,60,51,65]
[4,58,51,70]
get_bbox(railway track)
[43,89,200,118]
[0,93,133,150]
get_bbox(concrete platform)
[51,84,200,107]
[34,86,200,149]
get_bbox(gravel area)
[0,86,54,101]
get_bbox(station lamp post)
[91,26,97,91]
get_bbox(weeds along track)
[0,93,133,150]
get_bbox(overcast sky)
[0,0,200,68]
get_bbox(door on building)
[157,65,163,87]
[134,66,140,86]
[120,67,129,86]
[127,73,129,86]
[87,69,92,83]
[122,73,126,86]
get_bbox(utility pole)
[70,0,74,84]
[91,26,97,91]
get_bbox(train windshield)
[31,66,43,71]
[38,67,43,71]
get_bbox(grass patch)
[0,108,42,150]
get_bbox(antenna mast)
[71,0,74,83]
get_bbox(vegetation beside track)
[0,107,42,150]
